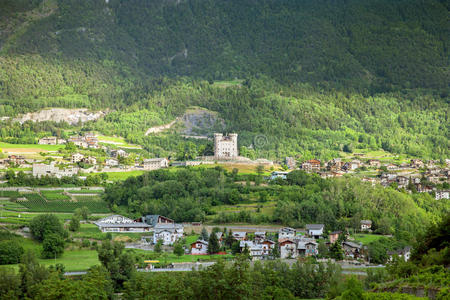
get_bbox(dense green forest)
[0,0,448,160]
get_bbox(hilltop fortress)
[214,133,238,159]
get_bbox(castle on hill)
[214,133,238,159]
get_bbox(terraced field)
[15,192,109,213]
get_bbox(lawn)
[98,135,142,149]
[184,235,199,246]
[351,234,386,245]
[0,142,64,152]
[104,170,145,181]
[39,249,101,271]
[71,223,107,240]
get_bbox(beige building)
[214,133,238,159]
[32,162,78,178]
[71,153,84,164]
[143,158,169,170]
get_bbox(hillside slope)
[0,0,448,160]
[1,0,448,91]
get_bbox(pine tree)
[207,232,220,254]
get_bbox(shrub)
[0,241,24,264]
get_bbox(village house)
[191,240,209,255]
[301,159,321,172]
[435,190,449,200]
[82,156,97,165]
[327,158,343,171]
[410,159,424,169]
[269,171,289,180]
[32,162,79,178]
[232,231,247,241]
[342,241,362,258]
[143,158,169,170]
[214,133,238,159]
[295,237,318,257]
[360,220,372,231]
[387,246,412,262]
[105,158,119,167]
[329,231,342,244]
[368,159,381,168]
[240,241,263,260]
[396,176,409,189]
[71,153,84,164]
[153,223,184,245]
[386,164,398,171]
[306,224,324,239]
[139,215,175,227]
[38,136,57,145]
[68,136,88,148]
[279,239,297,259]
[254,232,266,243]
[111,149,128,158]
[8,155,25,165]
[278,227,296,240]
[94,215,152,232]
[343,160,361,171]
[261,240,276,256]
[416,184,433,193]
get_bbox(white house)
[435,190,449,200]
[153,223,184,245]
[71,153,84,164]
[360,220,372,231]
[191,240,208,255]
[239,241,263,260]
[105,158,119,167]
[270,171,289,180]
[232,232,247,241]
[278,227,296,240]
[306,224,324,239]
[32,162,79,179]
[261,240,275,256]
[143,158,169,170]
[94,215,151,232]
[279,239,297,259]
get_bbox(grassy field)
[104,170,145,181]
[98,135,142,149]
[0,142,64,152]
[351,234,386,245]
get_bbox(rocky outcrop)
[14,108,106,125]
[145,107,225,137]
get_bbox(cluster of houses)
[92,215,411,263]
[190,221,374,260]
[94,214,184,245]
[280,157,450,200]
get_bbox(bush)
[42,233,65,259]
[81,239,91,248]
[0,241,24,264]
[30,214,66,242]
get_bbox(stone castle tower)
[214,133,238,159]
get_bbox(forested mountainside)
[0,0,448,159]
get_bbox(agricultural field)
[0,142,65,159]
[15,192,110,213]
[97,135,142,149]
[104,170,145,181]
